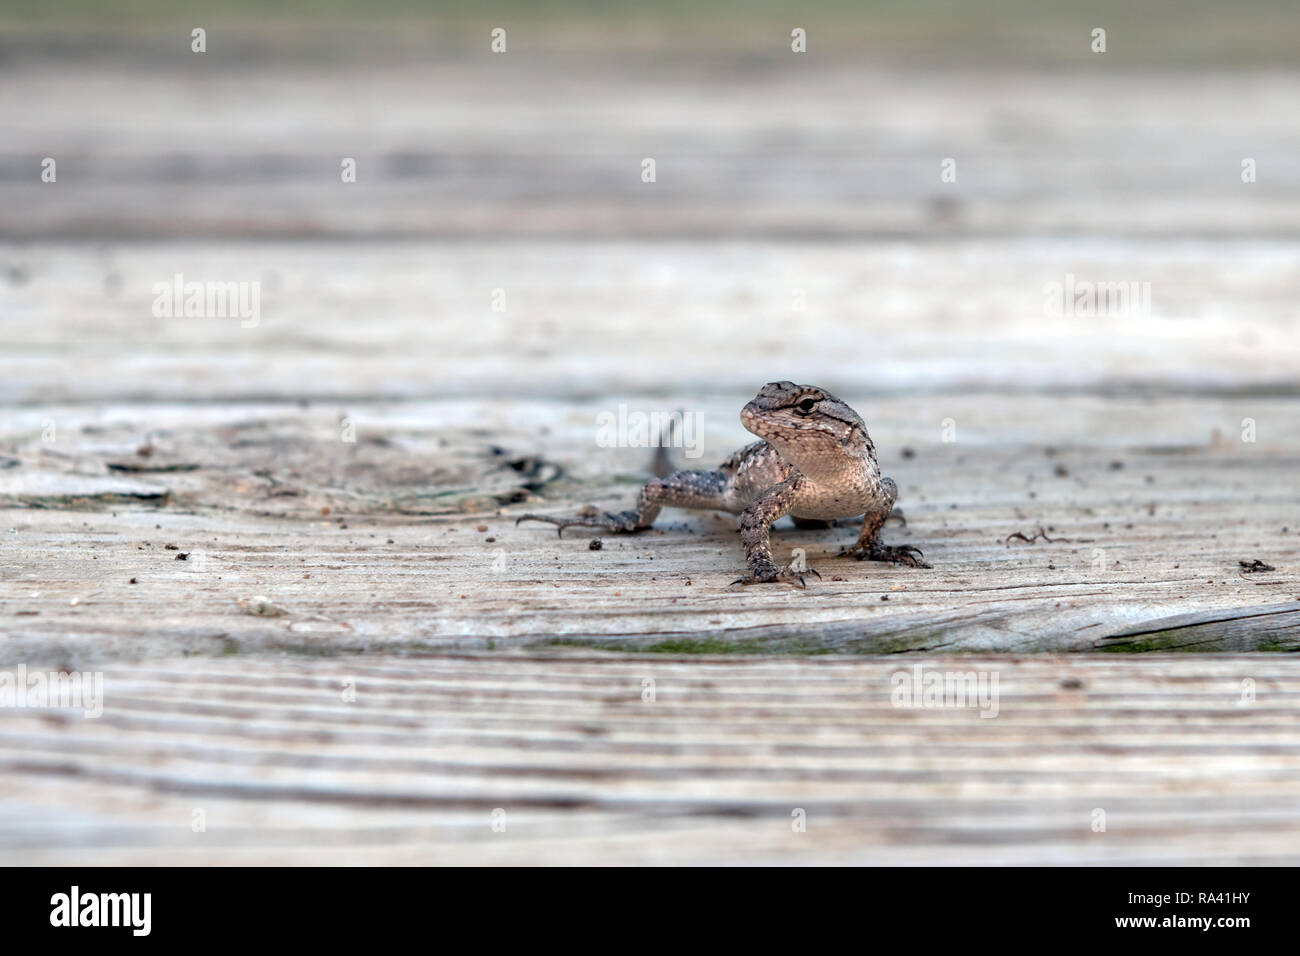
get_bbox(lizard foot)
[842,543,931,568]
[729,565,821,589]
[515,505,642,537]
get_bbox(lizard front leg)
[842,477,930,568]
[731,476,819,588]
[516,469,729,536]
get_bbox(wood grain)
[2,652,1297,865]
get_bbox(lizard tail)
[651,411,685,478]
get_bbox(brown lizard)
[516,381,929,587]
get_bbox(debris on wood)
[105,461,199,473]
[1239,559,1276,573]
[237,596,289,617]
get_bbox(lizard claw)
[514,513,581,537]
[729,565,818,589]
[842,543,931,569]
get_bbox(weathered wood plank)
[5,240,1300,402]
[1099,602,1300,652]
[4,59,1300,240]
[2,653,1297,865]
[2,387,1296,657]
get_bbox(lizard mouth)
[742,403,834,441]
[739,401,767,436]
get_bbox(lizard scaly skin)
[516,382,929,587]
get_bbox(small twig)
[1004,525,1069,546]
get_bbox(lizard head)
[740,381,874,468]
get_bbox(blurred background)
[3,0,1300,406]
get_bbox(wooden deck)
[2,17,1299,862]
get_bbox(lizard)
[516,381,929,587]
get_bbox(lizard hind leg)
[515,469,732,537]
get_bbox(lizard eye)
[796,398,817,413]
